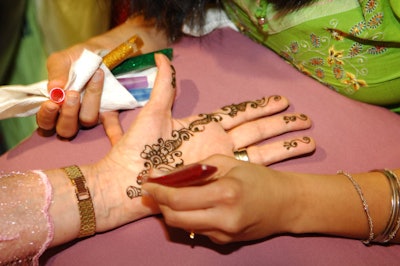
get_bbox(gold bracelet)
[63,165,96,238]
[372,169,400,243]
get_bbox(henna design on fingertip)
[283,114,308,124]
[127,186,142,199]
[283,136,311,150]
[127,96,281,198]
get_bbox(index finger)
[142,177,244,232]
[142,182,217,211]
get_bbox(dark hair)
[130,0,315,41]
[270,0,316,13]
[130,0,218,41]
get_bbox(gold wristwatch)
[63,165,96,238]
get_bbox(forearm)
[288,170,399,243]
[0,166,100,263]
[84,15,169,54]
[0,162,149,264]
[0,171,52,264]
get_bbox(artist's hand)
[36,42,123,144]
[36,16,169,144]
[142,155,297,244]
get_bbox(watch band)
[63,165,96,238]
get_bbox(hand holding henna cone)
[49,35,143,104]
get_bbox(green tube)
[111,48,173,76]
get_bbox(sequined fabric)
[0,170,53,265]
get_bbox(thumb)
[144,53,176,112]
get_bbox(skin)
[1,54,315,263]
[143,155,400,244]
[35,2,317,143]
[34,0,400,248]
[36,16,170,144]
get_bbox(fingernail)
[65,91,79,106]
[154,53,161,66]
[46,104,58,113]
[140,188,150,196]
[92,69,103,82]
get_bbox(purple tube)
[117,76,148,90]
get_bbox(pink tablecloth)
[1,28,400,265]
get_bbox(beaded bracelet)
[338,171,374,244]
[372,169,400,243]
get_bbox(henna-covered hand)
[91,54,315,230]
[101,55,315,199]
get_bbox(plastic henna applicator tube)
[111,48,173,75]
[142,164,218,187]
[102,34,144,70]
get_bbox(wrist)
[86,15,169,55]
[270,171,307,235]
[47,158,158,246]
[78,163,122,232]
[80,159,157,233]
[282,172,331,235]
[285,171,393,240]
[46,163,136,246]
[62,165,96,238]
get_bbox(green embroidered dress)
[222,0,400,112]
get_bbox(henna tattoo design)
[283,136,311,150]
[283,114,308,124]
[127,96,282,199]
[126,186,142,198]
[171,65,176,89]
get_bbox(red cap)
[49,87,65,104]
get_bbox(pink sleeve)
[0,170,53,265]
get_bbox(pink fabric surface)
[1,28,400,265]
